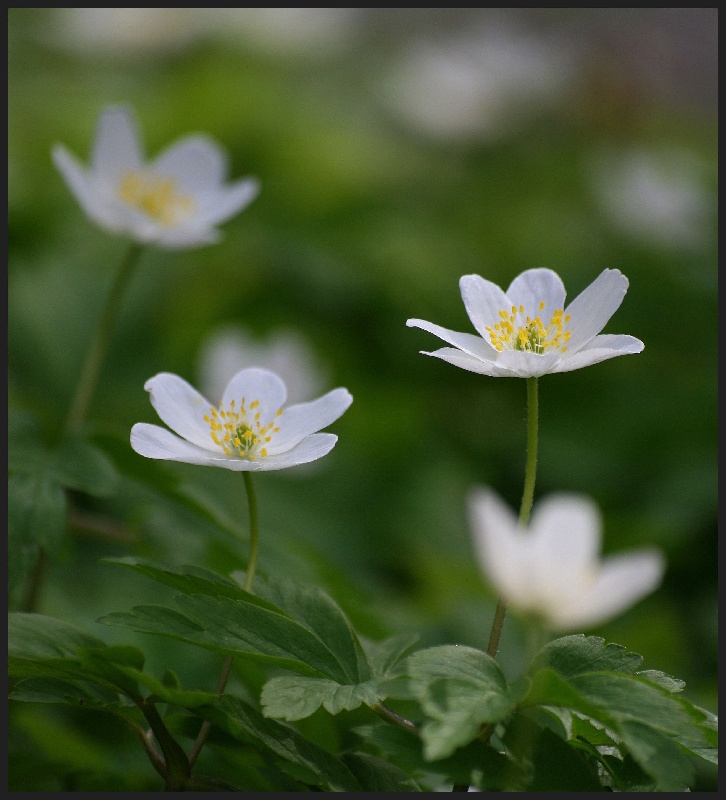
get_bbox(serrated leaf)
[405,646,524,761]
[251,576,365,684]
[531,635,643,679]
[194,694,363,792]
[636,669,686,693]
[570,673,700,740]
[99,592,353,683]
[261,675,380,721]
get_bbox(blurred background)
[8,8,717,788]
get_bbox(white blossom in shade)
[130,368,352,472]
[467,487,666,632]
[407,268,643,379]
[197,326,328,408]
[52,105,259,249]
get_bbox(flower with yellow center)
[407,268,643,378]
[131,367,352,472]
[52,105,259,249]
[468,486,666,631]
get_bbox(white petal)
[222,368,287,426]
[406,318,497,360]
[91,106,144,188]
[266,388,352,455]
[550,550,666,631]
[131,423,229,465]
[151,135,228,193]
[52,146,121,229]
[563,269,630,354]
[494,349,562,378]
[467,487,525,599]
[527,495,602,608]
[253,433,339,471]
[144,373,218,450]
[153,224,220,249]
[506,268,566,323]
[552,335,644,373]
[420,348,516,377]
[191,178,261,226]
[459,274,511,339]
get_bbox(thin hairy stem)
[486,377,539,659]
[188,471,260,767]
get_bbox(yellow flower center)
[204,399,282,460]
[117,171,195,226]
[485,301,571,355]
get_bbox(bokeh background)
[8,8,717,789]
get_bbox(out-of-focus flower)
[197,326,328,408]
[383,24,575,143]
[131,368,352,472]
[590,147,714,251]
[52,105,259,249]
[407,268,643,378]
[468,486,666,632]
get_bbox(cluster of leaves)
[9,545,717,791]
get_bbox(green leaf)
[251,575,366,684]
[8,472,67,557]
[405,645,526,761]
[102,557,271,605]
[530,634,643,678]
[502,714,604,791]
[8,613,141,701]
[342,751,422,791]
[193,694,363,792]
[636,669,686,693]
[261,675,380,721]
[99,592,354,683]
[618,720,695,791]
[361,632,419,678]
[50,437,118,497]
[9,677,124,710]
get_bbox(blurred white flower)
[384,24,575,143]
[590,147,714,251]
[48,8,205,58]
[407,268,643,378]
[52,105,259,249]
[131,367,352,472]
[468,487,666,632]
[197,327,329,408]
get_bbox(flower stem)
[486,376,539,659]
[188,471,260,767]
[63,242,144,435]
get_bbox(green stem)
[486,376,539,659]
[139,700,191,790]
[188,471,260,767]
[242,471,260,592]
[64,242,143,435]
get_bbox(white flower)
[468,487,666,632]
[197,326,328,408]
[407,268,643,378]
[52,105,260,249]
[130,367,352,472]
